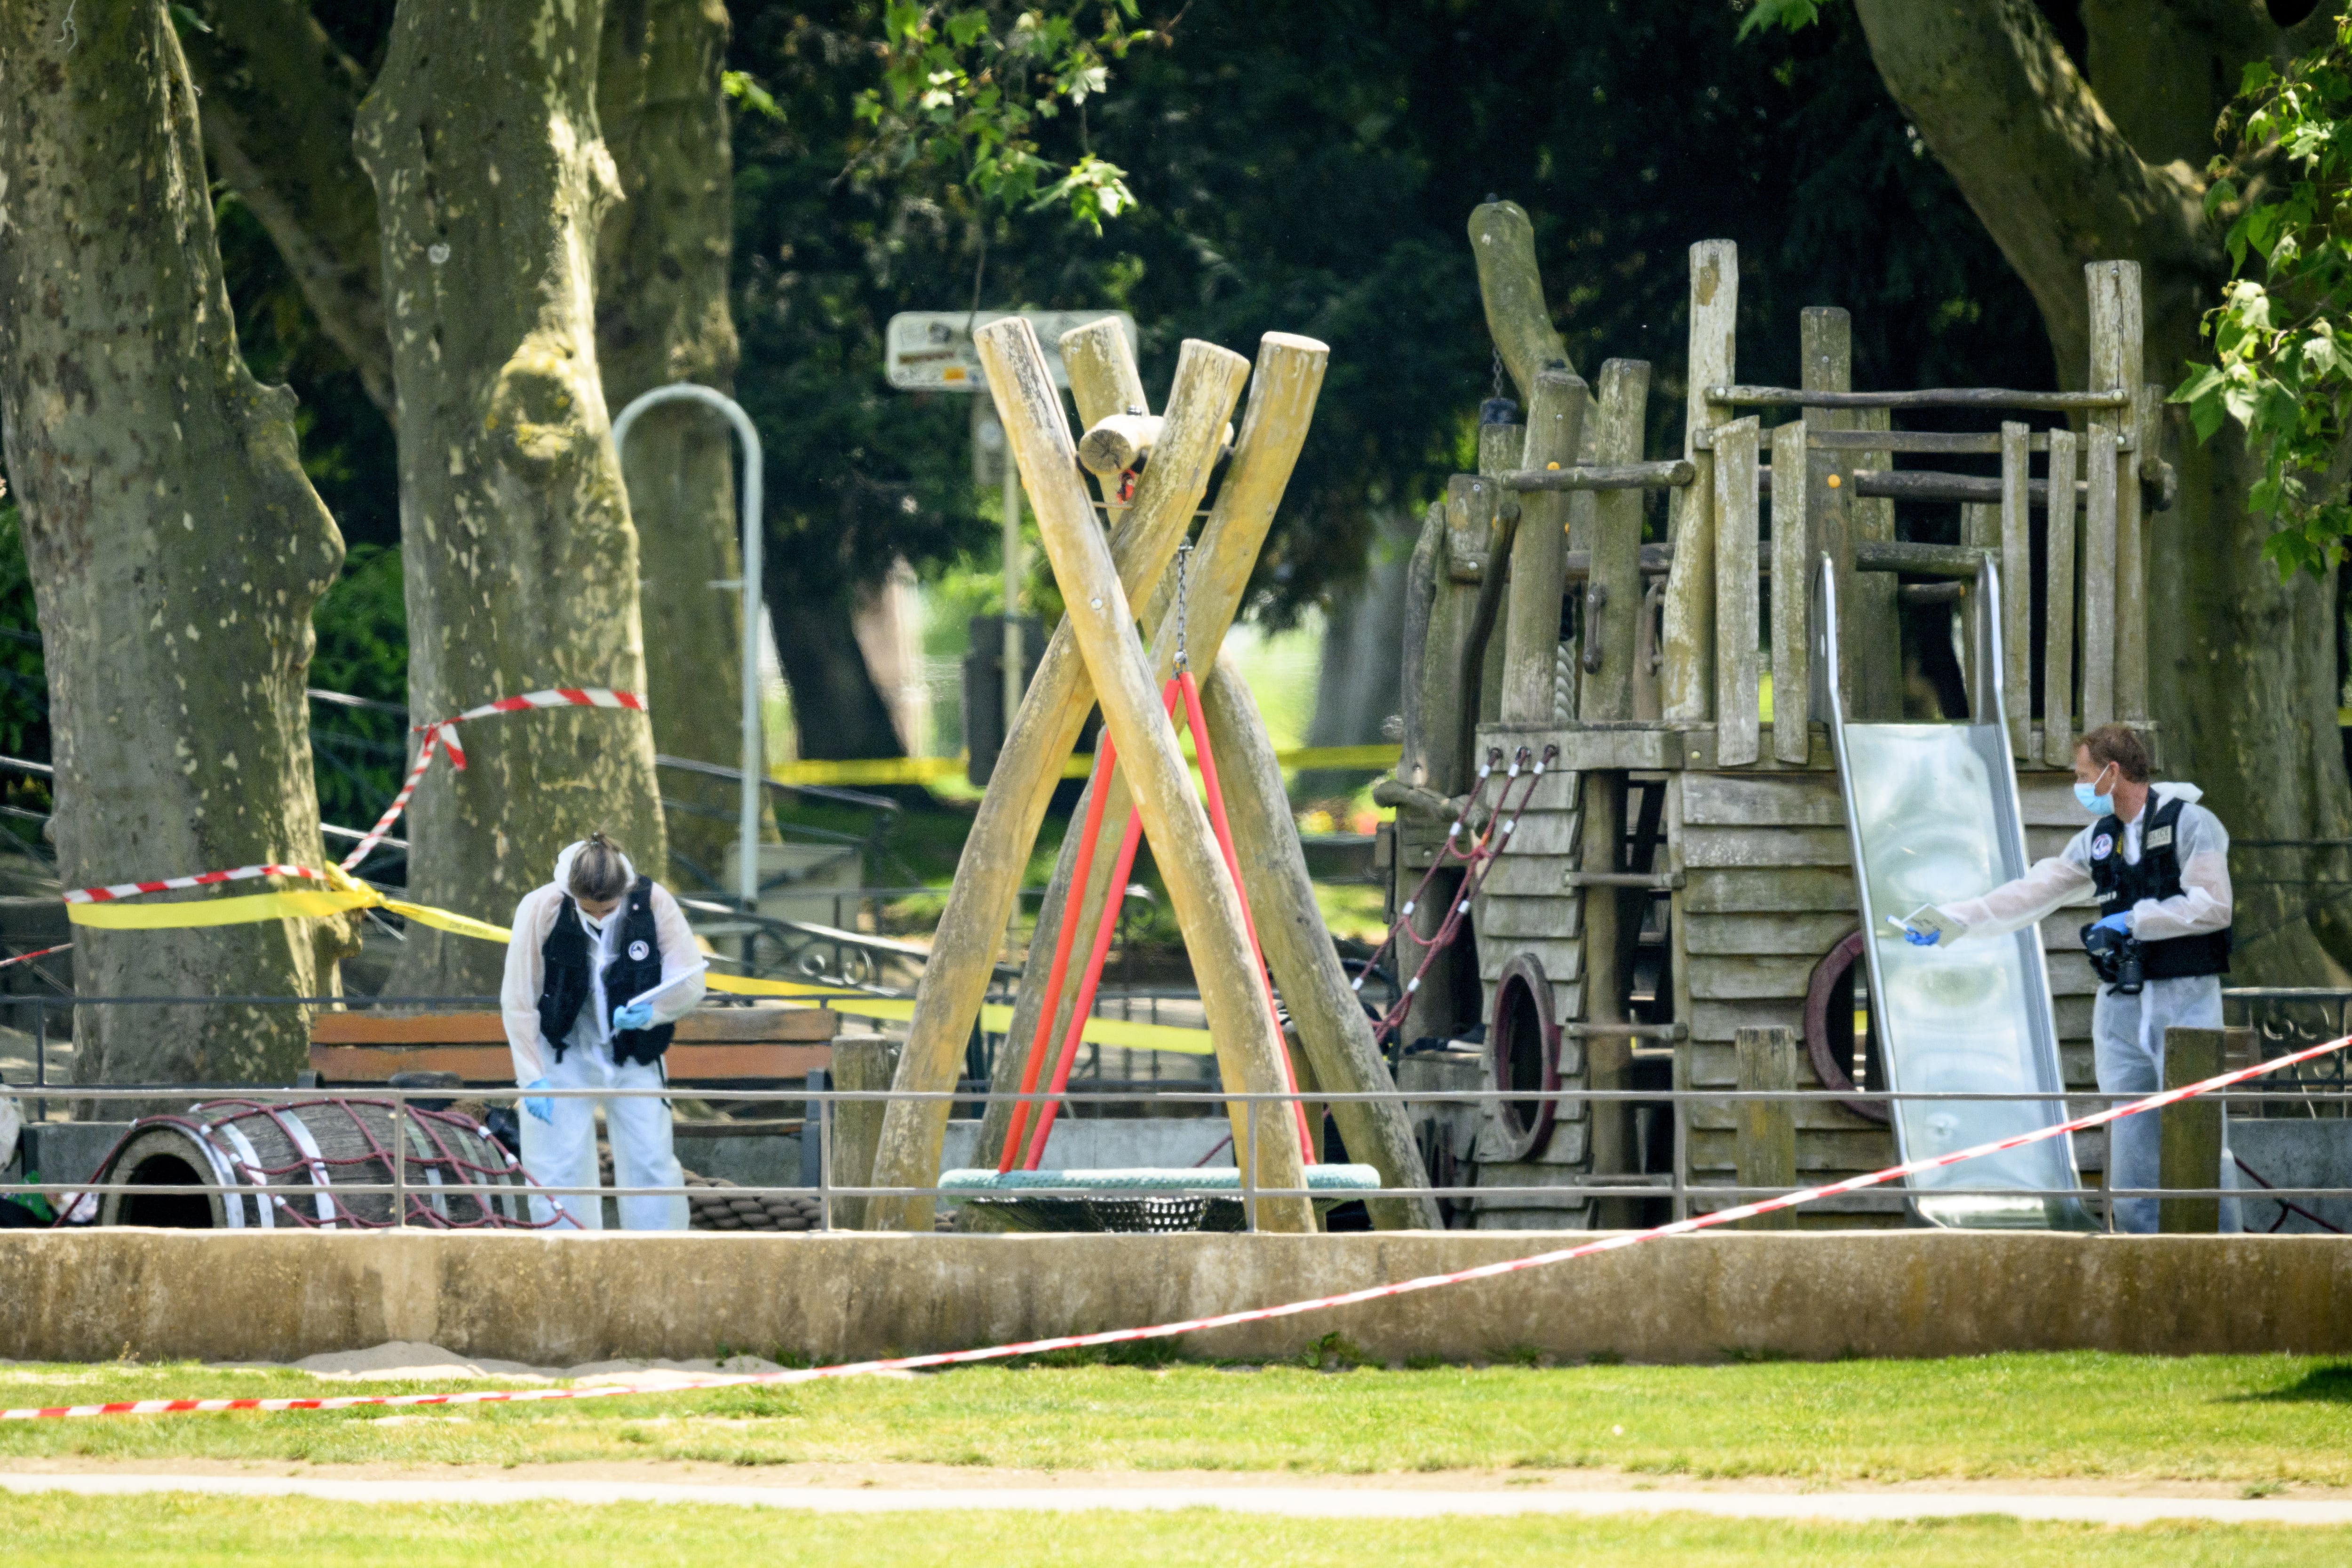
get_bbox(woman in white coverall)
[501,833,706,1230]
[1902,725,2231,1233]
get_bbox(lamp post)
[610,383,765,916]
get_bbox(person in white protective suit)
[500,832,707,1230]
[1898,724,2232,1234]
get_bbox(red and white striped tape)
[60,688,646,900]
[7,1032,2342,1424]
[335,688,644,871]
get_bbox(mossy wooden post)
[1999,422,2034,758]
[2088,263,2147,725]
[1469,201,1570,402]
[1664,242,1737,721]
[1203,657,1442,1229]
[1959,501,1997,699]
[1802,308,1893,720]
[1735,1026,1798,1230]
[828,1035,901,1232]
[2043,430,2080,766]
[1502,372,1588,724]
[2158,1027,2224,1234]
[976,317,1312,1232]
[1769,420,1812,764]
[981,334,1332,1176]
[865,337,1249,1232]
[1712,417,1763,765]
[1582,361,1651,724]
[2081,435,2119,731]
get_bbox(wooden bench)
[308,1006,840,1088]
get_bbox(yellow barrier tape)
[67,888,377,929]
[77,881,1216,1054]
[772,743,1403,788]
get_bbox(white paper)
[1886,905,1966,945]
[624,963,707,1018]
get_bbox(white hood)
[550,841,636,930]
[2149,782,2203,806]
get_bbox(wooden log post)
[1769,419,1812,763]
[1713,417,1763,765]
[1999,422,2034,757]
[1201,653,1442,1229]
[2081,432,2120,731]
[1580,360,1651,724]
[980,334,1333,1176]
[2042,429,2080,767]
[1663,241,1737,721]
[1468,201,1572,403]
[1956,501,1997,700]
[1802,308,1896,721]
[827,1035,902,1232]
[2088,262,2148,725]
[2159,1026,2225,1234]
[1501,371,1588,724]
[1735,1025,1799,1230]
[865,334,1249,1232]
[976,317,1313,1231]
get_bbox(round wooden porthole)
[1805,930,1888,1123]
[1487,953,1559,1162]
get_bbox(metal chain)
[1492,348,1505,401]
[1173,539,1193,671]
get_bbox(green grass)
[3,1354,2351,1483]
[6,1496,2349,1568]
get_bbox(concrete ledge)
[4,1231,2350,1366]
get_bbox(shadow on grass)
[2240,1364,2352,1403]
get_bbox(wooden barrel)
[93,1097,532,1229]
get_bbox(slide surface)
[1821,558,2093,1230]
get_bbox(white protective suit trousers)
[519,1040,688,1231]
[2090,974,2229,1234]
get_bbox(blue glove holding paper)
[612,1001,656,1032]
[523,1077,555,1125]
[1887,905,1963,949]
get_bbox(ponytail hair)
[567,830,632,903]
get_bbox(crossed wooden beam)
[860,319,1437,1234]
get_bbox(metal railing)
[9,1074,2344,1236]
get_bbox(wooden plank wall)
[1675,768,2097,1223]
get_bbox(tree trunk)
[0,0,353,1086]
[356,0,665,993]
[769,587,906,763]
[1854,0,2352,982]
[597,0,759,886]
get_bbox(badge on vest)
[628,939,650,962]
[2090,833,2114,860]
[2146,825,2173,851]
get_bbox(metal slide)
[1818,554,2095,1230]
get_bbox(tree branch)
[182,0,392,412]
[1852,0,2216,375]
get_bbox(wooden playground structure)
[857,199,2166,1234]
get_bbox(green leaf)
[1735,0,1825,41]
[721,71,786,124]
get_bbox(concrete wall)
[5,1231,2350,1367]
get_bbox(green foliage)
[1737,0,1828,40]
[849,0,1152,233]
[306,545,410,834]
[2175,22,2352,577]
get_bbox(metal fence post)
[817,1088,834,1233]
[1242,1099,1259,1233]
[1671,1048,1690,1223]
[390,1089,406,1230]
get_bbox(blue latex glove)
[522,1077,555,1125]
[612,1001,656,1032]
[2090,912,2132,936]
[1902,925,1941,948]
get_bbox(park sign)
[885,310,1138,392]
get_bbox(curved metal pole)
[610,384,765,915]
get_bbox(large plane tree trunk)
[597,0,759,889]
[357,0,664,992]
[0,0,352,1085]
[1853,0,2352,981]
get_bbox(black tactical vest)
[536,876,677,1066]
[2089,795,2232,980]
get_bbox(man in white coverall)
[1900,724,2232,1233]
[501,832,707,1229]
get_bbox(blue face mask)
[2074,772,2115,818]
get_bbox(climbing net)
[1357,742,1558,1050]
